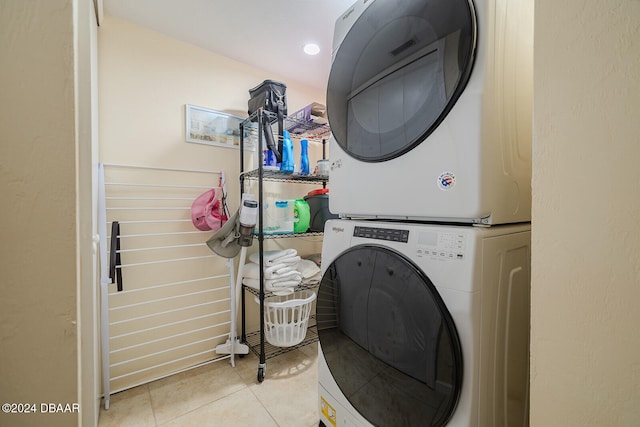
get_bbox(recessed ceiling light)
[303,43,320,55]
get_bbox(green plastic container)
[293,198,310,233]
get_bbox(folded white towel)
[278,256,300,268]
[270,288,295,296]
[249,249,299,266]
[302,272,322,284]
[242,277,302,290]
[296,259,321,279]
[243,263,302,281]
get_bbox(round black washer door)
[327,0,476,162]
[317,245,463,427]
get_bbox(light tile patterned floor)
[98,343,319,427]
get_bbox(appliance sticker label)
[437,171,456,191]
[321,396,337,427]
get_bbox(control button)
[354,226,408,243]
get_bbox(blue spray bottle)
[300,139,309,175]
[280,130,294,174]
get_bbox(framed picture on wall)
[185,104,255,150]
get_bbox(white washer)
[317,219,530,426]
[326,0,533,225]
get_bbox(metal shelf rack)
[238,109,328,382]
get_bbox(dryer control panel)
[417,231,466,260]
[353,226,409,243]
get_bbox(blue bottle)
[280,130,294,174]
[265,149,277,167]
[300,139,309,175]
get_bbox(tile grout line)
[151,366,251,426]
[145,383,159,427]
[100,347,318,426]
[247,383,282,427]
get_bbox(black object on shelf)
[248,80,287,162]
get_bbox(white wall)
[531,0,640,425]
[0,1,79,426]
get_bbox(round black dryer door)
[327,0,477,162]
[317,245,463,427]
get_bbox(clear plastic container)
[274,200,294,234]
[260,199,293,234]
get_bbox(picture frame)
[185,104,254,150]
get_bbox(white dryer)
[326,0,533,225]
[317,219,531,426]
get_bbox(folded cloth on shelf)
[302,272,322,285]
[249,249,300,267]
[270,288,295,296]
[243,262,302,282]
[242,277,301,290]
[296,259,321,279]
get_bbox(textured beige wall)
[0,1,79,426]
[99,15,325,187]
[531,0,640,425]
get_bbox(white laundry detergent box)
[259,199,294,234]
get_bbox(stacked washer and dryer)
[316,0,533,426]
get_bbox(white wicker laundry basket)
[256,290,316,347]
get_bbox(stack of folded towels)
[242,249,322,295]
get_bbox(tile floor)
[98,343,319,427]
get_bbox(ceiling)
[103,0,356,93]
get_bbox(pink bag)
[191,187,228,231]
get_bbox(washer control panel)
[353,226,409,243]
[417,231,466,260]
